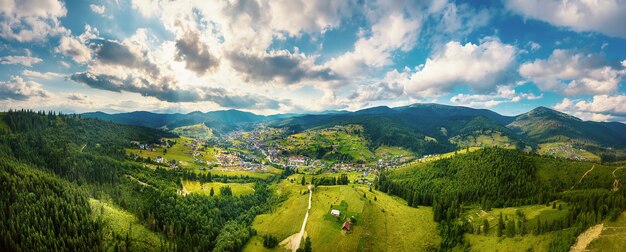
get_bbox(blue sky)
[0,0,625,121]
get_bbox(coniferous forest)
[1,110,626,252]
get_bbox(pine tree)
[483,219,490,235]
[497,213,504,237]
[210,187,214,196]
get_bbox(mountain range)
[83,103,626,160]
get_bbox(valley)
[1,105,626,251]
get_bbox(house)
[289,156,306,166]
[156,156,163,164]
[330,209,341,217]
[342,221,351,231]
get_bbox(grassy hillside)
[182,180,255,196]
[244,178,440,251]
[586,210,626,251]
[538,142,601,162]
[171,123,213,139]
[89,198,167,251]
[277,125,375,163]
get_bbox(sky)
[0,0,625,121]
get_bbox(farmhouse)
[156,156,163,164]
[330,209,341,217]
[342,221,351,231]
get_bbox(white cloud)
[0,76,50,100]
[22,70,63,79]
[0,0,68,42]
[505,0,626,38]
[404,37,518,96]
[519,49,626,95]
[56,25,99,63]
[57,36,92,63]
[89,4,106,15]
[554,95,626,122]
[450,85,542,108]
[0,55,43,66]
[347,69,408,102]
[326,13,421,75]
[526,41,541,51]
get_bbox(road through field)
[291,185,312,252]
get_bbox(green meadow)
[182,180,256,196]
[89,198,167,251]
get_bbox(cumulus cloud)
[426,2,491,41]
[89,4,105,15]
[0,55,43,66]
[22,70,63,79]
[0,76,50,100]
[347,69,407,102]
[404,37,518,96]
[0,0,68,42]
[450,85,542,108]
[505,0,626,38]
[228,50,339,84]
[70,72,287,109]
[57,36,92,63]
[93,39,160,77]
[175,30,219,75]
[327,13,421,75]
[519,49,626,95]
[554,95,626,122]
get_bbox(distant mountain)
[82,109,286,134]
[507,106,626,146]
[81,104,626,157]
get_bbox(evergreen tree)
[497,213,504,237]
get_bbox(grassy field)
[89,198,167,251]
[182,180,255,196]
[466,233,556,252]
[126,137,216,169]
[171,123,213,139]
[393,147,482,173]
[538,142,601,162]
[244,176,310,251]
[462,202,570,251]
[586,210,626,251]
[314,171,377,183]
[449,132,515,149]
[127,137,279,179]
[374,145,414,158]
[244,181,440,252]
[277,125,375,163]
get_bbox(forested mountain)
[81,104,626,159]
[377,148,626,250]
[82,109,286,134]
[508,106,626,146]
[0,110,278,251]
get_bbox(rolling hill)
[82,104,626,161]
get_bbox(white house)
[330,209,341,217]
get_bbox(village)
[125,125,426,187]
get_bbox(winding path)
[612,167,624,192]
[570,164,595,191]
[293,185,313,252]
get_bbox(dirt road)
[613,167,624,192]
[570,223,603,252]
[280,185,312,252]
[570,164,595,190]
